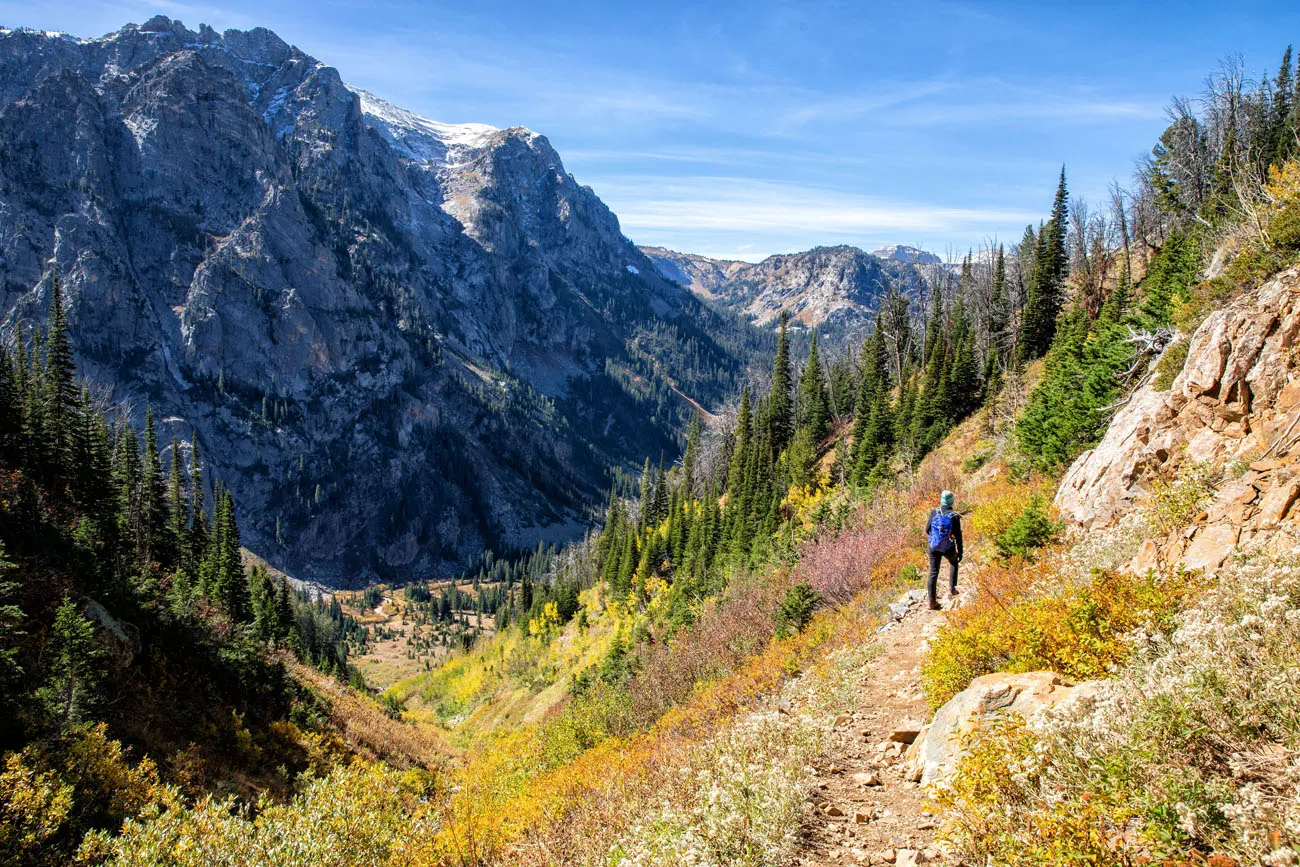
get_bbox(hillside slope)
[0,18,764,584]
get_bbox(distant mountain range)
[0,17,766,584]
[640,244,936,333]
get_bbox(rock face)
[0,18,755,584]
[1056,266,1300,573]
[640,244,929,333]
[908,672,1097,786]
[869,244,943,266]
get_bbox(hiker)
[924,490,963,610]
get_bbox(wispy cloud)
[591,176,1038,259]
[601,176,1035,233]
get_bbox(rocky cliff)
[1056,265,1300,572]
[640,244,930,333]
[0,17,759,584]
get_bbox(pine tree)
[796,334,830,443]
[989,245,1008,363]
[650,459,669,527]
[1020,169,1070,359]
[767,312,794,454]
[947,300,982,419]
[141,408,170,565]
[726,387,752,503]
[682,413,702,496]
[37,598,102,726]
[1270,46,1296,168]
[169,437,187,551]
[43,273,78,481]
[637,458,654,532]
[188,435,209,574]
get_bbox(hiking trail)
[791,580,970,867]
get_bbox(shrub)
[797,501,912,605]
[774,583,819,639]
[935,551,1300,865]
[84,762,440,867]
[1172,274,1235,333]
[967,479,1035,542]
[993,494,1061,561]
[608,710,820,867]
[0,752,72,862]
[378,692,405,720]
[961,446,993,474]
[1152,338,1189,390]
[921,564,1200,710]
[1150,461,1215,535]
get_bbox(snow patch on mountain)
[351,88,502,159]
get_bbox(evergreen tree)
[37,598,102,726]
[767,312,794,454]
[141,407,169,564]
[726,387,752,503]
[169,437,187,551]
[682,413,702,496]
[637,458,654,532]
[1272,46,1295,167]
[1018,284,1133,471]
[989,245,1009,362]
[650,459,669,527]
[796,333,830,443]
[188,435,208,574]
[1020,169,1070,359]
[43,273,78,481]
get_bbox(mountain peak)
[869,244,943,265]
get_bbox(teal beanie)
[940,490,955,507]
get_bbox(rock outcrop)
[907,672,1098,785]
[0,18,755,583]
[1056,266,1300,572]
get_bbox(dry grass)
[289,660,450,771]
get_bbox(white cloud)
[599,176,1035,235]
[591,176,1039,261]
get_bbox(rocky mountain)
[640,244,930,333]
[0,17,763,584]
[869,244,943,266]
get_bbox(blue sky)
[6,1,1300,260]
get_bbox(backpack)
[928,509,955,553]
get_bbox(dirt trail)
[792,584,968,866]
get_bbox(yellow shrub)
[922,562,1200,710]
[967,478,1036,543]
[0,751,73,858]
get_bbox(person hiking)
[924,490,963,610]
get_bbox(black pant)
[927,549,959,608]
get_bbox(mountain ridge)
[640,243,933,332]
[0,16,764,585]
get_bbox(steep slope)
[640,244,930,332]
[0,17,761,584]
[1057,265,1300,566]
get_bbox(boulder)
[1180,523,1240,573]
[889,719,925,744]
[1256,480,1300,527]
[909,672,1098,786]
[83,599,141,668]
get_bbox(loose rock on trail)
[791,584,968,866]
